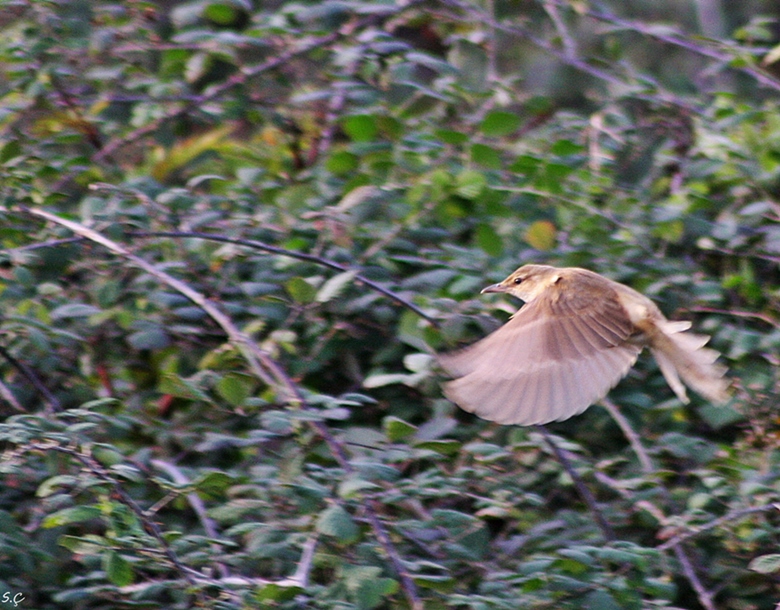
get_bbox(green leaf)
[471,143,502,168]
[524,219,557,250]
[159,374,212,402]
[436,129,469,144]
[216,373,254,406]
[363,372,412,388]
[37,475,81,498]
[92,444,125,467]
[480,111,521,136]
[343,115,378,142]
[697,403,744,429]
[104,550,134,587]
[326,151,359,174]
[584,589,621,610]
[455,169,487,200]
[128,327,170,350]
[0,139,22,163]
[355,576,398,608]
[285,277,317,304]
[383,416,417,441]
[43,506,102,528]
[551,139,584,156]
[316,505,359,543]
[413,439,461,455]
[50,303,102,319]
[341,565,398,609]
[255,583,303,602]
[194,471,234,497]
[749,554,780,574]
[338,478,381,499]
[475,223,502,256]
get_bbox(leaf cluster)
[0,1,779,609]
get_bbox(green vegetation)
[0,1,779,608]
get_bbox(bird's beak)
[481,282,508,294]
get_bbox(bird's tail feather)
[651,322,729,403]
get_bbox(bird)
[439,264,730,426]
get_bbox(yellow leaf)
[151,125,235,181]
[524,220,557,250]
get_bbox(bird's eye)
[513,277,523,285]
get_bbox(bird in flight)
[439,264,730,425]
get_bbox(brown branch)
[0,343,61,412]
[689,306,780,330]
[575,2,780,94]
[439,0,780,112]
[150,459,231,580]
[542,0,577,60]
[673,544,717,610]
[656,504,780,551]
[535,426,616,541]
[599,396,719,609]
[126,229,439,327]
[599,397,653,473]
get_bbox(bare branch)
[599,394,719,609]
[126,229,439,327]
[600,397,653,473]
[542,0,577,60]
[0,343,61,412]
[535,426,616,541]
[657,504,780,551]
[673,544,717,610]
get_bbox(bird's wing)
[439,287,642,425]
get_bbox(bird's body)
[439,264,729,425]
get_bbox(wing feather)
[440,284,643,425]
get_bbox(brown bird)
[439,264,729,425]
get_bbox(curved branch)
[535,426,616,541]
[126,230,439,327]
[657,504,780,551]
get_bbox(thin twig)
[535,426,615,541]
[150,459,231,579]
[30,443,202,592]
[17,206,283,391]
[0,378,24,412]
[51,0,429,192]
[576,2,780,94]
[0,343,61,412]
[689,306,780,329]
[599,397,654,473]
[126,229,439,327]
[542,0,577,60]
[673,544,717,610]
[118,535,319,592]
[316,78,354,160]
[11,236,85,252]
[599,395,718,609]
[656,504,780,551]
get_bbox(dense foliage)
[0,0,779,608]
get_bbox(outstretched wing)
[439,282,642,425]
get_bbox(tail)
[650,321,730,404]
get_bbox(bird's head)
[481,264,561,302]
